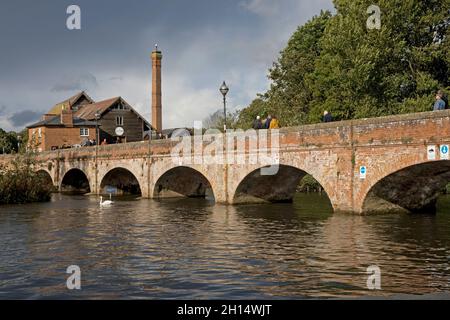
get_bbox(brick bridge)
[1,110,450,214]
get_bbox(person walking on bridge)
[269,115,280,129]
[433,91,446,111]
[438,90,448,109]
[252,116,263,130]
[264,115,272,129]
[323,111,333,122]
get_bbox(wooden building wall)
[98,103,144,144]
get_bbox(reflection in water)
[0,193,450,299]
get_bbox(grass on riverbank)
[0,155,53,205]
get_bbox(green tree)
[307,0,450,122]
[267,10,332,126]
[238,0,450,126]
[18,128,29,153]
[203,109,241,132]
[236,97,269,129]
[238,11,332,129]
[0,129,19,154]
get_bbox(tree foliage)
[0,128,28,154]
[238,0,450,128]
[0,129,18,154]
[0,154,53,205]
[203,109,241,132]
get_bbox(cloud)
[0,0,335,132]
[109,76,124,82]
[0,105,6,116]
[239,0,280,17]
[51,73,99,92]
[8,110,42,127]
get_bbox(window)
[113,102,126,110]
[38,128,42,138]
[116,116,123,126]
[80,128,89,137]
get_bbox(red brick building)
[27,92,153,151]
[27,47,163,151]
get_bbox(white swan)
[100,196,113,207]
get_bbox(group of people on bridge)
[251,111,334,130]
[252,115,280,130]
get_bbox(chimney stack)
[60,109,74,127]
[151,45,163,133]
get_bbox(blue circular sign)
[441,145,449,154]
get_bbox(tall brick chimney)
[151,45,163,133]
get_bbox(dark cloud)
[8,110,42,127]
[51,73,99,92]
[0,0,334,130]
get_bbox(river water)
[0,193,450,299]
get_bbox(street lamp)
[94,112,101,145]
[220,81,229,132]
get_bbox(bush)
[0,154,53,205]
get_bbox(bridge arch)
[60,168,91,194]
[99,167,142,195]
[231,164,332,206]
[360,160,450,214]
[36,169,54,187]
[152,166,216,200]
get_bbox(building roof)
[27,115,97,129]
[30,94,154,131]
[74,96,154,130]
[74,97,121,120]
[47,91,95,115]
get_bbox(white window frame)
[80,128,89,137]
[116,116,124,126]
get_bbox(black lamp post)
[220,81,229,132]
[95,112,101,145]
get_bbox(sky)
[0,0,334,132]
